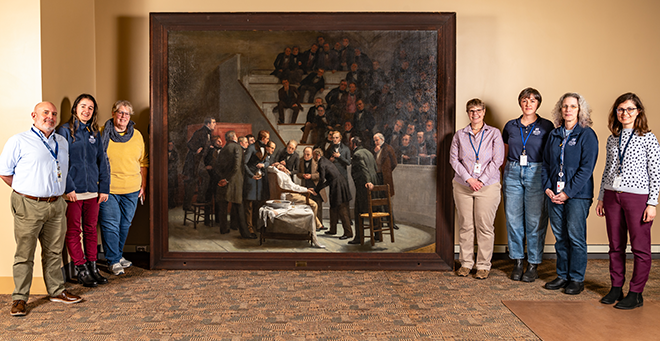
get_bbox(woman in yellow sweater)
[99,100,148,276]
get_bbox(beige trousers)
[452,180,501,270]
[284,193,323,229]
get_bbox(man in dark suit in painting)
[274,139,300,181]
[243,130,271,234]
[182,117,215,210]
[270,47,292,82]
[274,79,301,124]
[214,131,255,239]
[313,148,353,240]
[297,147,325,229]
[348,137,378,245]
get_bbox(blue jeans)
[547,198,591,282]
[99,191,139,265]
[503,161,548,264]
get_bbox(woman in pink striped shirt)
[450,98,505,279]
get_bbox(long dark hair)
[68,93,99,142]
[608,92,649,137]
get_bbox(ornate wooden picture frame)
[150,12,456,270]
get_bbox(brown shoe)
[10,300,26,316]
[456,267,471,277]
[49,290,82,304]
[475,269,489,280]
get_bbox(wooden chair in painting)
[357,184,395,246]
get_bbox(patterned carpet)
[2,257,657,340]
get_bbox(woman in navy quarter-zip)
[542,92,598,296]
[57,94,110,288]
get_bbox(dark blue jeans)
[99,191,139,265]
[548,198,592,282]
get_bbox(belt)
[14,190,60,202]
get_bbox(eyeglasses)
[468,108,484,114]
[616,107,637,116]
[561,104,578,110]
[115,111,131,117]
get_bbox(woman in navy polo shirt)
[542,92,598,295]
[502,88,554,282]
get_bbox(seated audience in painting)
[299,68,325,103]
[301,44,319,74]
[343,82,361,124]
[353,48,372,71]
[385,119,405,151]
[274,79,301,124]
[301,98,325,144]
[366,61,387,98]
[274,139,300,180]
[398,134,418,164]
[317,43,338,72]
[339,37,353,71]
[346,63,366,91]
[342,121,355,146]
[270,47,293,82]
[289,46,304,84]
[325,80,348,115]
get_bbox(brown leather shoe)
[49,290,82,304]
[10,300,26,316]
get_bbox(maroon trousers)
[65,198,100,266]
[603,190,653,292]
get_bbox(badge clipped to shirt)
[519,154,528,166]
[473,162,482,174]
[613,175,623,189]
[57,163,62,183]
[89,135,96,144]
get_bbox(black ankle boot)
[76,263,98,288]
[521,264,538,282]
[87,261,108,285]
[600,286,623,304]
[614,291,643,310]
[511,259,524,281]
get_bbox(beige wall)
[0,0,47,293]
[2,0,660,292]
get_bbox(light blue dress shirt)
[0,126,69,197]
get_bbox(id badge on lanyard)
[519,122,536,166]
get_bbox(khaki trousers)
[452,180,501,270]
[11,192,67,301]
[284,193,323,229]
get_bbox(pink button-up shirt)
[450,123,504,187]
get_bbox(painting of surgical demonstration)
[167,30,438,253]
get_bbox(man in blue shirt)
[0,102,82,317]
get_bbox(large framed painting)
[150,12,456,270]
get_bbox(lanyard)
[31,127,59,161]
[469,127,485,162]
[618,131,634,175]
[519,121,537,155]
[558,128,571,179]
